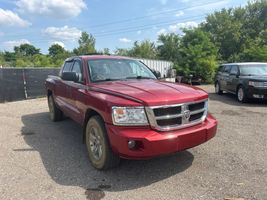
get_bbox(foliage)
[73,32,96,55]
[157,33,181,62]
[178,28,218,82]
[14,43,40,56]
[201,0,267,62]
[114,48,130,56]
[128,40,158,59]
[240,29,267,62]
[48,44,66,57]
[0,52,5,66]
[201,8,246,62]
[48,44,70,67]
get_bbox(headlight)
[248,81,264,87]
[112,107,148,125]
[203,100,209,119]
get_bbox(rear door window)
[230,65,238,75]
[218,65,224,73]
[223,65,231,74]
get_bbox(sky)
[0,0,249,54]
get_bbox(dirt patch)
[85,184,111,200]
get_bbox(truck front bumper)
[106,113,217,159]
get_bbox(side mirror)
[152,70,161,79]
[61,72,79,82]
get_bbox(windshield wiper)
[94,78,121,82]
[126,76,154,80]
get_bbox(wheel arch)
[47,89,52,97]
[82,108,104,143]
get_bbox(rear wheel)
[48,95,63,121]
[237,86,247,103]
[215,82,223,95]
[85,115,120,170]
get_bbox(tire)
[48,95,63,121]
[215,82,223,95]
[237,86,247,103]
[85,115,120,170]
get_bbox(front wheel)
[85,116,120,170]
[237,86,247,103]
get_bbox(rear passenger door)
[228,65,239,93]
[221,65,231,91]
[68,59,86,124]
[54,60,74,111]
[215,65,224,85]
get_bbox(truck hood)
[91,80,208,106]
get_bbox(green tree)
[98,48,110,55]
[48,44,69,67]
[201,8,246,62]
[157,33,181,61]
[242,0,267,40]
[14,43,40,56]
[128,40,157,59]
[114,48,130,56]
[32,54,54,67]
[179,28,218,82]
[0,52,5,66]
[103,48,110,55]
[48,44,66,57]
[15,57,33,67]
[240,29,267,62]
[3,51,16,66]
[73,32,96,55]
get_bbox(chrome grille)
[263,82,267,87]
[145,99,208,131]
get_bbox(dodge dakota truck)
[45,55,217,170]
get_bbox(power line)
[86,0,225,29]
[93,15,205,37]
[4,0,220,39]
[2,15,205,44]
[4,14,205,41]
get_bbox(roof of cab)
[65,55,134,61]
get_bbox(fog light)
[128,140,136,149]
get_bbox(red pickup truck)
[45,55,217,170]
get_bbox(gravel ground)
[0,85,266,200]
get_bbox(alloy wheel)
[238,87,244,102]
[89,127,103,161]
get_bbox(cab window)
[230,65,238,75]
[223,65,231,74]
[63,61,73,72]
[217,65,224,73]
[71,61,83,82]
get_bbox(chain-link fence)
[0,68,60,103]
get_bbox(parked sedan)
[214,62,267,102]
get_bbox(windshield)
[240,64,267,76]
[88,59,156,82]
